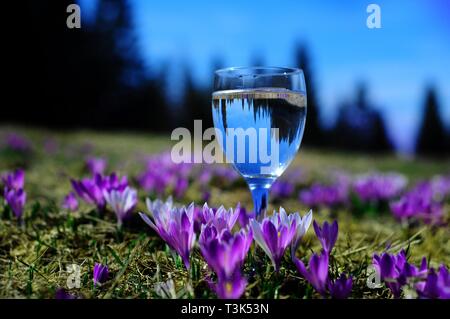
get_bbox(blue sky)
[82,0,450,153]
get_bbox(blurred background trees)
[416,88,449,157]
[331,83,392,153]
[295,45,324,147]
[3,0,449,157]
[6,0,169,131]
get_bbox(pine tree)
[372,112,392,152]
[416,87,448,157]
[333,83,392,152]
[182,66,211,131]
[356,84,391,152]
[295,45,322,146]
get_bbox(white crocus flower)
[103,186,137,227]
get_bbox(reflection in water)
[212,89,307,180]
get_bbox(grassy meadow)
[0,127,448,299]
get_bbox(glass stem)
[249,184,270,219]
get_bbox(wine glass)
[212,67,307,218]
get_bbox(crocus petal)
[140,198,195,270]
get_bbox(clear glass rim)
[215,66,303,78]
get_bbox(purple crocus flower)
[193,205,204,233]
[212,271,247,299]
[290,209,313,259]
[299,183,349,207]
[71,173,128,211]
[86,157,107,175]
[102,173,129,192]
[313,220,338,255]
[103,186,138,226]
[353,173,407,202]
[328,273,353,299]
[284,168,307,186]
[199,225,252,278]
[62,192,78,211]
[430,175,450,200]
[55,288,77,299]
[373,251,403,279]
[372,250,449,299]
[4,188,26,219]
[237,205,255,228]
[198,168,213,186]
[207,165,239,184]
[200,226,250,299]
[2,169,26,219]
[294,252,329,296]
[217,166,239,183]
[139,197,196,269]
[1,169,25,190]
[138,170,171,195]
[137,152,192,197]
[250,208,298,271]
[372,250,427,298]
[174,177,189,199]
[196,164,239,189]
[201,190,211,202]
[200,203,240,233]
[93,263,109,286]
[391,181,444,225]
[71,176,106,209]
[416,265,450,299]
[271,180,295,199]
[404,257,428,278]
[4,133,32,152]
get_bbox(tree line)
[3,0,449,157]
